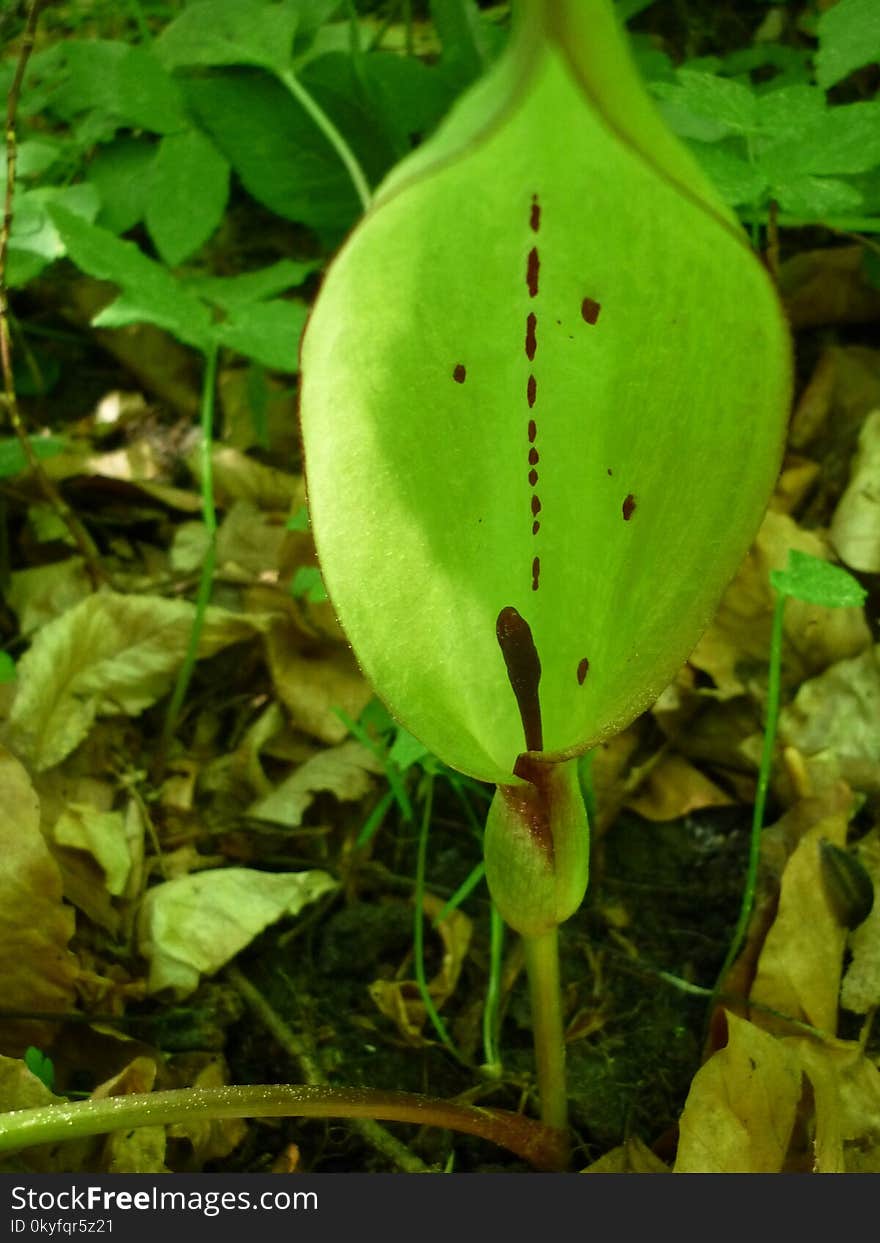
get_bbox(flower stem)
[276,68,371,213]
[522,928,568,1139]
[0,1084,566,1170]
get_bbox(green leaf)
[689,142,769,207]
[145,128,230,265]
[286,504,311,532]
[88,137,156,234]
[53,41,186,133]
[816,0,880,89]
[0,652,16,685]
[430,0,500,88]
[291,566,328,602]
[185,259,321,309]
[155,0,304,73]
[770,550,867,609]
[214,299,309,370]
[23,1047,55,1091]
[7,183,100,287]
[300,0,791,784]
[0,435,67,479]
[651,70,758,142]
[361,53,458,156]
[759,102,880,179]
[182,70,360,232]
[770,174,863,219]
[47,206,214,353]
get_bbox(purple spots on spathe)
[528,420,537,444]
[577,657,590,685]
[623,493,636,521]
[528,448,538,466]
[526,248,540,298]
[581,298,601,325]
[530,194,541,233]
[527,375,537,408]
[525,313,537,362]
[453,363,466,383]
[531,495,542,517]
[528,468,538,487]
[532,557,540,592]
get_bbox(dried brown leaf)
[0,748,78,1055]
[830,408,880,572]
[248,740,384,827]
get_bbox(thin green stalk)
[482,902,505,1074]
[522,928,568,1136]
[713,591,785,995]
[0,1084,566,1170]
[276,68,371,213]
[158,344,218,767]
[413,775,463,1060]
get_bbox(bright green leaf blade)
[758,102,880,179]
[0,435,67,479]
[214,299,309,370]
[54,41,186,133]
[155,0,303,73]
[185,259,321,310]
[88,137,156,234]
[0,653,17,685]
[47,206,214,353]
[300,3,791,784]
[182,70,361,233]
[816,0,880,89]
[770,550,867,609]
[145,129,230,266]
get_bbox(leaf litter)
[2,9,880,1178]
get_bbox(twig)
[0,0,104,588]
[227,966,432,1174]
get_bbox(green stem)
[276,68,371,213]
[713,591,785,994]
[413,776,462,1060]
[522,928,568,1136]
[158,344,219,769]
[0,1084,566,1170]
[482,902,505,1074]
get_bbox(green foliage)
[770,549,868,608]
[0,434,66,479]
[23,1046,55,1091]
[815,0,880,90]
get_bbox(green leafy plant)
[300,0,791,1133]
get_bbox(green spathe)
[300,0,791,786]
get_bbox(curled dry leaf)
[582,1136,669,1173]
[840,830,880,1015]
[830,409,880,573]
[52,806,132,897]
[689,510,871,698]
[137,866,338,996]
[0,747,78,1055]
[248,739,384,827]
[369,894,472,1045]
[674,1011,801,1173]
[8,592,272,771]
[779,646,880,795]
[265,619,371,744]
[91,1055,165,1175]
[750,813,848,1035]
[625,752,733,822]
[195,446,303,512]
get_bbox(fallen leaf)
[625,752,734,821]
[0,748,78,1055]
[52,806,132,897]
[195,446,304,511]
[266,619,371,744]
[830,408,880,572]
[779,646,880,795]
[582,1136,669,1173]
[8,592,272,770]
[216,499,287,582]
[750,815,848,1033]
[674,1011,801,1173]
[840,829,880,1015]
[166,1055,247,1164]
[248,739,384,826]
[369,894,472,1044]
[6,559,92,635]
[137,866,338,996]
[779,246,880,330]
[690,510,871,697]
[91,1056,166,1174]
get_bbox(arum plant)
[300,0,791,1137]
[0,0,790,1171]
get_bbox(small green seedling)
[714,550,868,994]
[301,0,791,1134]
